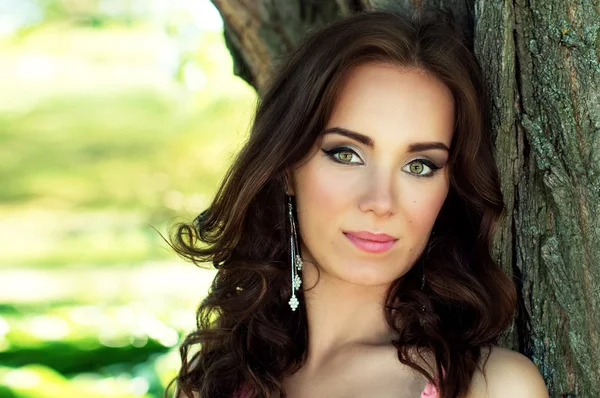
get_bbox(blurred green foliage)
[0,1,256,396]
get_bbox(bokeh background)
[0,0,256,396]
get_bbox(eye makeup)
[321,145,443,178]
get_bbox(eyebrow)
[323,127,450,153]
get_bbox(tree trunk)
[210,0,600,396]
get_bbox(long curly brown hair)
[164,8,517,398]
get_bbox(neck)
[298,256,399,373]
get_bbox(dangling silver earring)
[287,195,303,311]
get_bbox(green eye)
[337,150,355,162]
[321,147,442,179]
[405,159,441,178]
[410,161,424,173]
[322,146,363,164]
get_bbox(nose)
[358,168,397,217]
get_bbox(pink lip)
[343,230,397,242]
[343,231,398,253]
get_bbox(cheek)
[403,180,448,233]
[293,163,356,263]
[295,164,353,220]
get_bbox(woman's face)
[288,62,455,287]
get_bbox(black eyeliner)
[321,146,442,178]
[410,159,441,179]
[321,146,362,165]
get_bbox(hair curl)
[164,8,517,398]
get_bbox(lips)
[343,230,397,242]
[343,230,398,253]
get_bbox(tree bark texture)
[209,0,600,396]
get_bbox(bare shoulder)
[467,346,549,398]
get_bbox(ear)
[284,169,295,196]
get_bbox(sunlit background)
[0,0,256,396]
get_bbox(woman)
[167,8,548,398]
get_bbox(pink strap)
[420,365,446,398]
[421,380,439,397]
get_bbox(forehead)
[325,62,455,147]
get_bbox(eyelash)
[321,146,441,179]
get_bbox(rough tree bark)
[209,0,600,396]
